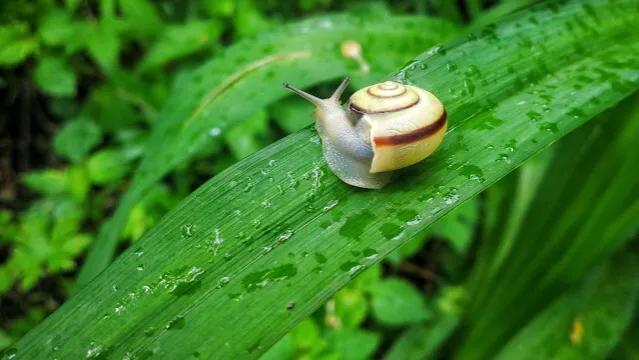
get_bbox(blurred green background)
[1,0,638,359]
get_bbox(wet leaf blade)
[495,252,639,360]
[76,13,459,287]
[14,0,639,359]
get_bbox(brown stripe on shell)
[366,86,407,98]
[349,97,420,115]
[373,110,447,146]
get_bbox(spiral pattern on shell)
[347,80,447,173]
[349,81,420,114]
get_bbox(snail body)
[284,78,446,189]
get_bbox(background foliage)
[1,0,638,359]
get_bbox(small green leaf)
[233,0,271,38]
[430,198,479,253]
[202,0,235,18]
[34,56,77,97]
[85,84,142,131]
[334,287,368,329]
[21,169,68,196]
[225,110,270,160]
[53,117,102,162]
[386,316,460,360]
[370,278,431,326]
[87,149,130,185]
[291,319,322,351]
[139,21,221,71]
[259,333,295,360]
[0,23,37,66]
[86,21,121,72]
[39,10,75,46]
[327,329,380,360]
[118,0,162,38]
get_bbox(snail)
[283,77,446,189]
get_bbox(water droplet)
[242,264,298,292]
[276,229,294,243]
[339,210,374,241]
[322,199,339,212]
[287,171,299,189]
[443,188,460,205]
[158,266,205,295]
[362,248,379,260]
[497,154,512,164]
[136,265,145,272]
[339,261,364,275]
[209,127,222,137]
[315,253,327,264]
[144,326,155,337]
[406,214,423,226]
[526,111,542,122]
[134,248,144,257]
[460,164,485,183]
[114,304,126,315]
[379,223,403,240]
[216,276,231,288]
[205,228,224,256]
[181,224,196,238]
[539,122,559,133]
[85,342,103,359]
[3,348,17,360]
[243,178,255,193]
[260,200,271,208]
[165,315,185,330]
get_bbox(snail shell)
[349,81,447,173]
[283,78,446,189]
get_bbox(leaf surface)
[13,1,639,358]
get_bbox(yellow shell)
[349,81,447,173]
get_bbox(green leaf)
[85,84,143,131]
[233,0,272,38]
[118,0,162,38]
[430,197,479,253]
[333,287,368,329]
[33,56,76,97]
[86,20,121,72]
[202,0,235,18]
[39,10,75,46]
[270,96,315,133]
[461,95,639,359]
[0,23,37,66]
[385,317,459,360]
[21,169,68,196]
[225,110,270,160]
[496,252,639,360]
[15,1,639,358]
[386,285,464,359]
[53,117,102,162]
[77,12,459,287]
[87,149,130,185]
[370,278,431,326]
[326,329,380,360]
[139,21,222,71]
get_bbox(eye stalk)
[282,77,351,107]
